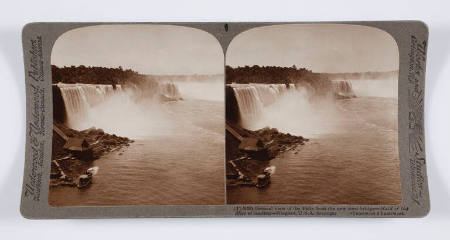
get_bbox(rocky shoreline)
[50,123,133,187]
[226,124,308,188]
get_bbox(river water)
[49,79,401,206]
[49,85,225,206]
[227,96,402,205]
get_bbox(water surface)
[227,97,401,205]
[49,98,225,206]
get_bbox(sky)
[51,24,224,75]
[226,24,399,73]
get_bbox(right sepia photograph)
[225,24,402,205]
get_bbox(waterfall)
[332,80,356,99]
[159,82,182,101]
[230,83,292,128]
[56,83,122,129]
[232,85,264,128]
[55,81,184,130]
[229,82,358,128]
[228,79,395,137]
[251,84,292,106]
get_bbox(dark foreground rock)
[247,127,307,159]
[226,124,308,188]
[50,123,133,187]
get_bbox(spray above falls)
[227,80,361,137]
[54,81,183,132]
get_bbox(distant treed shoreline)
[51,65,397,86]
[51,65,223,85]
[226,65,398,84]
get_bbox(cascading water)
[229,81,360,136]
[332,80,356,98]
[57,83,121,129]
[229,83,294,129]
[159,82,182,100]
[55,81,183,132]
[231,85,264,128]
[228,78,398,137]
[251,84,294,106]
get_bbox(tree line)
[225,65,315,84]
[226,65,335,96]
[51,65,225,86]
[51,65,146,86]
[226,65,398,84]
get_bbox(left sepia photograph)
[49,25,225,206]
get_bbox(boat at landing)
[256,166,276,188]
[76,167,99,188]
